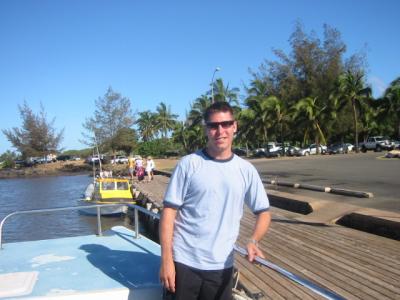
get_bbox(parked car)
[57,155,81,161]
[233,147,250,157]
[297,144,327,156]
[110,155,129,164]
[14,159,30,167]
[282,145,300,156]
[85,154,105,164]
[57,155,72,161]
[253,148,281,158]
[327,143,348,154]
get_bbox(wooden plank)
[262,215,400,270]
[268,220,400,279]
[238,228,364,299]
[241,216,400,295]
[235,255,322,300]
[256,230,398,299]
[239,216,399,299]
[269,222,400,285]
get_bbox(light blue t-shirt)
[163,149,269,270]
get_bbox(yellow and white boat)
[80,177,136,215]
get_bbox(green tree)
[177,95,211,153]
[382,77,400,138]
[155,102,178,138]
[337,71,371,152]
[292,97,327,151]
[187,95,210,126]
[82,87,134,150]
[236,108,258,151]
[211,78,240,106]
[0,150,18,168]
[110,127,138,155]
[172,121,190,153]
[244,93,275,146]
[2,102,64,158]
[136,111,157,142]
[264,96,290,154]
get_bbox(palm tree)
[245,95,275,146]
[135,111,157,142]
[172,121,190,153]
[383,77,400,138]
[337,71,372,152]
[236,108,258,151]
[264,96,290,155]
[211,78,240,106]
[187,95,211,127]
[292,97,327,152]
[155,102,178,139]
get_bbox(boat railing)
[0,204,344,300]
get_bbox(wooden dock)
[134,175,400,299]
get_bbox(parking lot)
[251,151,400,213]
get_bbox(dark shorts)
[163,261,233,300]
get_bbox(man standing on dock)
[159,101,271,300]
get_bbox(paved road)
[251,152,400,213]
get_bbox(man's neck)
[205,146,233,160]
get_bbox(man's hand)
[246,241,265,262]
[160,258,176,292]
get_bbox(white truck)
[110,155,129,164]
[360,136,394,152]
[254,142,281,156]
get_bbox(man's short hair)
[203,102,234,122]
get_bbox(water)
[0,174,132,243]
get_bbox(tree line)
[2,23,400,163]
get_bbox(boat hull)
[77,200,132,216]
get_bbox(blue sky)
[1,0,399,154]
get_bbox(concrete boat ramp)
[135,174,400,300]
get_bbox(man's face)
[205,111,237,155]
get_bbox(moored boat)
[80,177,136,216]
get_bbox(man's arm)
[247,211,271,262]
[159,207,178,292]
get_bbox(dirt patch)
[153,158,178,171]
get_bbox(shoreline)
[0,161,92,180]
[0,158,179,180]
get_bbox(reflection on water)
[0,174,132,243]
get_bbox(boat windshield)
[102,182,115,190]
[117,182,129,190]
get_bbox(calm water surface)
[0,174,132,243]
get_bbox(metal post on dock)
[134,207,139,238]
[96,206,103,236]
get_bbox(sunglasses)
[206,120,235,130]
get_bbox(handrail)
[0,203,128,249]
[234,245,344,300]
[0,204,344,300]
